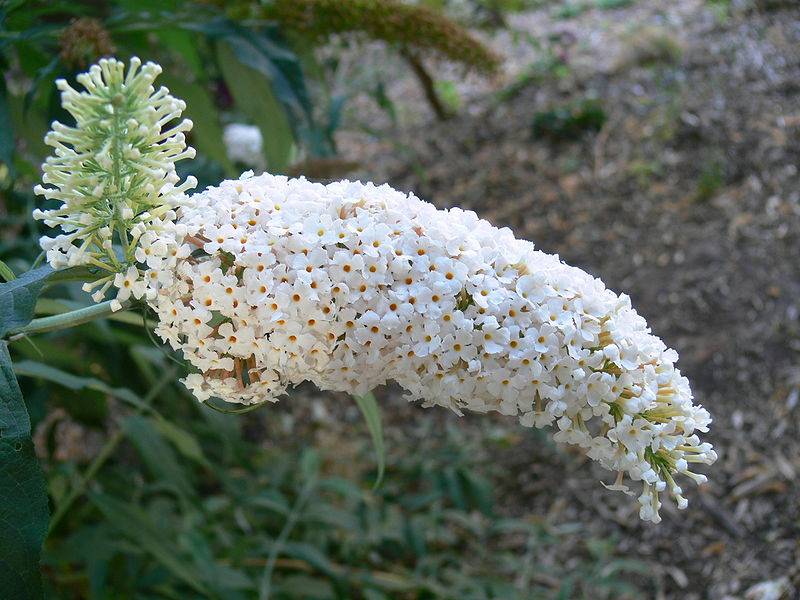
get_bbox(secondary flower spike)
[139,172,716,523]
[33,57,196,306]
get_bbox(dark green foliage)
[0,0,314,183]
[37,410,648,598]
[0,266,52,339]
[531,99,607,142]
[0,342,49,600]
[695,161,725,202]
[353,393,385,488]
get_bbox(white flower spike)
[34,57,196,305]
[137,171,716,523]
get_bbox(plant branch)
[8,300,129,340]
[400,48,452,121]
[33,298,149,327]
[259,475,317,600]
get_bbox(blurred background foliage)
[0,0,650,597]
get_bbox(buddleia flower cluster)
[133,171,716,523]
[33,58,716,523]
[33,57,197,309]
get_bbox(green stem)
[0,258,16,282]
[8,300,128,339]
[32,251,46,269]
[33,298,148,327]
[110,88,132,264]
[259,476,317,600]
[47,367,177,535]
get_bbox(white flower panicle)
[223,123,266,172]
[138,171,716,523]
[33,57,197,308]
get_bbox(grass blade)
[353,392,385,489]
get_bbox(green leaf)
[281,542,339,579]
[459,470,494,516]
[301,503,359,530]
[159,74,236,176]
[274,574,335,598]
[0,342,49,599]
[300,447,321,481]
[121,416,195,499]
[155,29,204,76]
[0,265,52,339]
[247,490,290,516]
[88,492,209,595]
[182,18,312,121]
[13,360,155,415]
[353,393,385,489]
[0,259,16,282]
[151,418,211,468]
[217,41,295,173]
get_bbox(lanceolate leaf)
[0,259,16,282]
[159,74,236,176]
[181,17,312,122]
[88,492,209,595]
[121,415,195,499]
[217,41,295,173]
[150,417,211,468]
[13,360,156,415]
[0,342,49,599]
[0,265,52,339]
[353,393,386,488]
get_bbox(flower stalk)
[8,300,127,340]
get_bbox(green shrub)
[695,161,725,202]
[531,99,607,141]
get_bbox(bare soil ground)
[333,2,800,598]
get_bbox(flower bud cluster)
[141,171,716,522]
[34,57,196,307]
